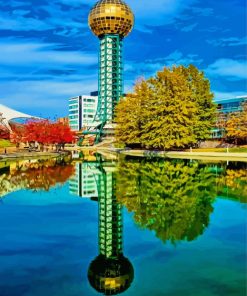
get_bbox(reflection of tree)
[0,157,75,197]
[216,163,247,203]
[116,158,217,244]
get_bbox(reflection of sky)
[0,182,246,296]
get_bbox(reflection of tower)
[88,0,134,141]
[88,159,134,295]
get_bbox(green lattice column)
[97,170,123,258]
[95,35,123,125]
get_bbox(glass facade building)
[215,96,247,113]
[68,95,98,131]
[212,95,247,139]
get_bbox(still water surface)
[0,156,246,296]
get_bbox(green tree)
[116,158,216,244]
[115,65,216,150]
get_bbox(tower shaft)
[96,35,123,125]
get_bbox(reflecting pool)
[0,155,246,296]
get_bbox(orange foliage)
[10,120,76,146]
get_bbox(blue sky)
[0,0,246,118]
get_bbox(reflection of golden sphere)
[88,0,134,38]
[88,255,134,295]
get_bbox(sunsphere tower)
[88,0,134,139]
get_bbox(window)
[69,120,78,125]
[69,105,78,110]
[83,98,96,102]
[69,110,78,114]
[69,115,78,119]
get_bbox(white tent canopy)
[0,104,40,130]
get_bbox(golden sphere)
[88,0,134,38]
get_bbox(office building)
[212,95,247,139]
[215,95,247,113]
[68,94,98,131]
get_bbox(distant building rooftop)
[0,104,40,130]
[214,95,247,114]
[214,95,247,104]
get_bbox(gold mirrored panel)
[88,0,134,37]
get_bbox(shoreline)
[0,148,247,162]
[0,151,70,162]
[97,147,247,162]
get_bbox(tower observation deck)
[88,0,134,142]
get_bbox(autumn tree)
[226,101,247,144]
[0,125,10,140]
[115,65,216,150]
[10,124,26,147]
[10,120,76,150]
[51,122,76,149]
[180,65,216,142]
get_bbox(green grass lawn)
[187,147,247,153]
[0,139,14,148]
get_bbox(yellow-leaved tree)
[115,65,216,150]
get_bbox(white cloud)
[213,91,247,101]
[161,50,203,66]
[0,78,98,117]
[181,23,197,32]
[124,51,203,79]
[130,0,196,31]
[84,0,198,33]
[191,7,214,16]
[0,39,97,67]
[0,38,98,117]
[206,36,247,47]
[0,0,198,35]
[206,59,247,80]
[0,15,53,31]
[0,1,87,33]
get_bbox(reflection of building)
[69,163,98,198]
[68,94,98,131]
[87,158,134,295]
